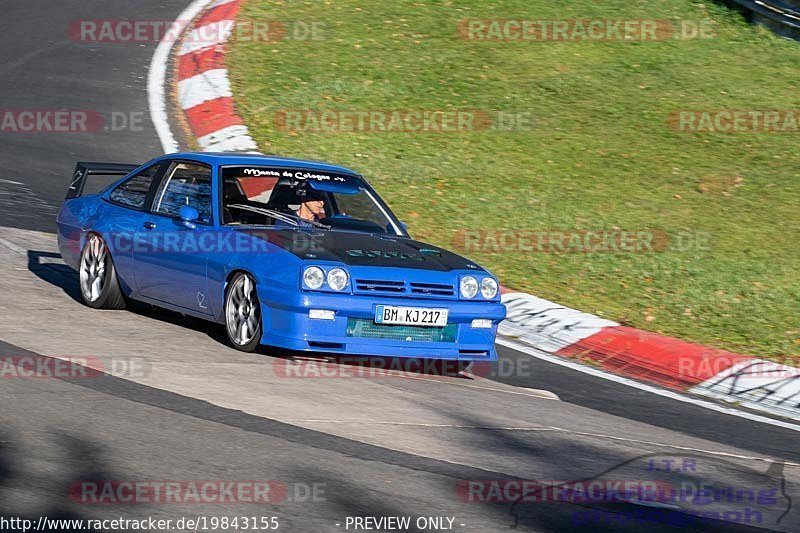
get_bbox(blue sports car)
[57,152,505,363]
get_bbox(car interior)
[222,177,331,225]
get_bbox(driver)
[295,190,326,222]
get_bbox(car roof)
[158,152,361,176]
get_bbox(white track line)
[498,337,800,432]
[147,0,217,153]
[196,125,259,152]
[178,69,232,110]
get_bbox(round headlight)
[480,277,498,299]
[460,276,479,299]
[327,268,349,292]
[303,266,325,290]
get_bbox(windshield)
[221,166,403,235]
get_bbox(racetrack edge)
[157,0,800,424]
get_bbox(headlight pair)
[460,275,499,300]
[303,266,349,292]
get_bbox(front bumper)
[259,287,505,360]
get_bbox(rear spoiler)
[65,161,140,199]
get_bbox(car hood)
[244,229,484,272]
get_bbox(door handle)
[143,221,156,229]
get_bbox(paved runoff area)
[0,225,798,531]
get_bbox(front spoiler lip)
[261,331,499,361]
[258,291,503,361]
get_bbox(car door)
[133,160,215,315]
[101,162,166,293]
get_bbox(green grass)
[228,0,800,360]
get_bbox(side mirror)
[178,205,199,229]
[399,221,409,234]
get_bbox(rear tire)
[78,234,126,310]
[224,272,263,352]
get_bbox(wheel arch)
[81,229,115,259]
[80,230,111,263]
[220,268,260,313]
[223,268,259,293]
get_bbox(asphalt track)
[0,1,798,532]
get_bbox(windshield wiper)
[227,204,330,230]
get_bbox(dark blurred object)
[721,0,800,40]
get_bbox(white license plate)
[375,305,449,327]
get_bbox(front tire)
[78,234,126,310]
[224,272,262,352]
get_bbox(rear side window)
[152,162,213,224]
[109,164,160,210]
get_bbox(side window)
[152,162,213,223]
[109,164,160,210]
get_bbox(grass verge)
[228,0,800,360]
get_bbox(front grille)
[355,279,406,293]
[346,318,457,343]
[410,282,455,297]
[353,279,456,298]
